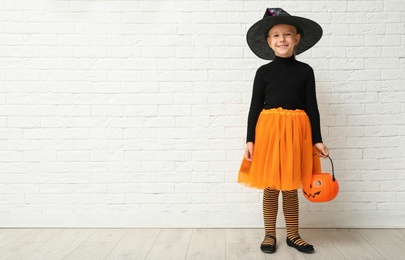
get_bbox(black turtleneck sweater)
[246,55,322,144]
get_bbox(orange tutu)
[238,108,321,191]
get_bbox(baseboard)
[1,212,404,228]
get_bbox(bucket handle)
[313,155,336,182]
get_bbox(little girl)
[238,8,329,254]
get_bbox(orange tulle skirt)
[238,108,321,191]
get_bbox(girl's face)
[267,24,301,58]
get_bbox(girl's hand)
[245,142,254,161]
[314,143,329,158]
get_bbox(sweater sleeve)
[246,67,265,143]
[304,66,323,144]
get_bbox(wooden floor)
[0,228,404,259]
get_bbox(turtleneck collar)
[273,55,296,64]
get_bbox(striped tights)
[262,187,309,246]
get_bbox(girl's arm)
[304,65,329,158]
[304,65,323,144]
[245,142,254,161]
[246,67,265,143]
[314,142,329,158]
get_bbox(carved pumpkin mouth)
[303,190,321,198]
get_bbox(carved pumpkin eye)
[303,172,339,203]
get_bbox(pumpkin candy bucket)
[302,156,339,202]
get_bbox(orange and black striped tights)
[262,187,310,247]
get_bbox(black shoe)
[286,236,314,253]
[260,235,276,254]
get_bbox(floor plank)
[146,242,189,260]
[64,229,127,260]
[227,242,265,260]
[186,229,226,260]
[0,229,61,260]
[299,229,333,244]
[0,229,32,249]
[325,229,386,260]
[23,229,95,260]
[303,243,346,260]
[144,229,192,260]
[104,229,159,260]
[155,228,193,243]
[358,228,405,245]
[226,228,261,244]
[390,228,405,243]
[226,229,264,260]
[374,244,405,260]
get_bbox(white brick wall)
[0,0,404,228]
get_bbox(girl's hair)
[267,24,302,37]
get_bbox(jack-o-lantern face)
[302,172,339,202]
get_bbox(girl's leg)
[261,187,280,252]
[282,189,314,253]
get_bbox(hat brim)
[247,16,323,60]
